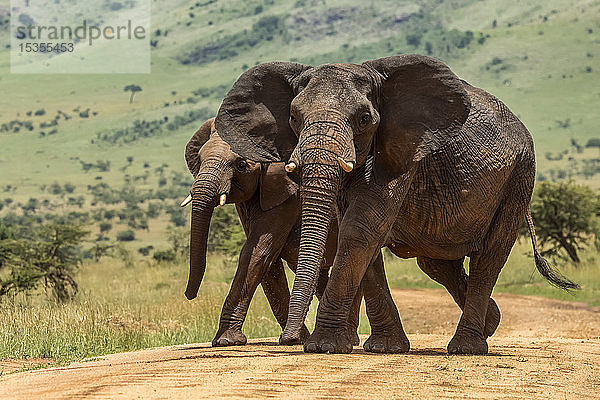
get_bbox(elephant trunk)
[280,122,350,343]
[185,190,217,300]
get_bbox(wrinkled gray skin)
[184,118,362,347]
[215,55,577,354]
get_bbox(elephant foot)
[279,326,306,346]
[447,327,488,355]
[212,328,247,347]
[363,331,410,354]
[484,299,501,338]
[304,326,353,354]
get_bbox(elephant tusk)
[219,193,227,206]
[337,157,354,172]
[285,162,296,172]
[180,194,192,207]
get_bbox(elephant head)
[183,117,298,300]
[216,55,470,340]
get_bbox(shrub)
[153,249,176,262]
[50,182,64,195]
[586,138,600,148]
[99,222,112,233]
[138,245,154,256]
[116,230,136,242]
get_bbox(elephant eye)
[289,115,297,125]
[359,112,372,128]
[236,159,249,172]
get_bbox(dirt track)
[1,289,599,399]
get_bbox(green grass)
[0,253,285,364]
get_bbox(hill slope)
[1,0,599,190]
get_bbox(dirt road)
[1,289,599,399]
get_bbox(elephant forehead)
[295,74,372,112]
[199,133,237,161]
[300,64,373,90]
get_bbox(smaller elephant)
[182,117,361,346]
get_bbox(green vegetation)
[0,255,281,364]
[0,223,88,301]
[530,181,600,263]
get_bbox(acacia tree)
[124,84,142,103]
[0,223,88,301]
[530,181,599,263]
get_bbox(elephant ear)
[259,162,298,211]
[216,62,312,163]
[185,117,215,177]
[363,55,470,178]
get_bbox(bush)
[138,245,154,256]
[116,230,136,242]
[153,249,176,263]
[99,222,112,233]
[586,138,600,148]
[0,223,88,301]
[50,182,64,195]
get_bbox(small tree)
[89,241,116,261]
[530,181,599,263]
[124,84,142,103]
[0,224,88,301]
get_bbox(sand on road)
[1,289,599,399]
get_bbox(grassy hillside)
[1,0,599,193]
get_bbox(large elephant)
[182,117,364,346]
[215,56,578,354]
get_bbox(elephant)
[214,55,578,355]
[182,117,365,346]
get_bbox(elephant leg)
[416,257,500,338]
[304,229,398,353]
[362,251,410,353]
[302,174,410,354]
[261,259,310,342]
[214,234,289,347]
[315,267,329,300]
[311,265,360,346]
[347,287,361,346]
[447,198,524,355]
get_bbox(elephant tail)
[525,208,580,291]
